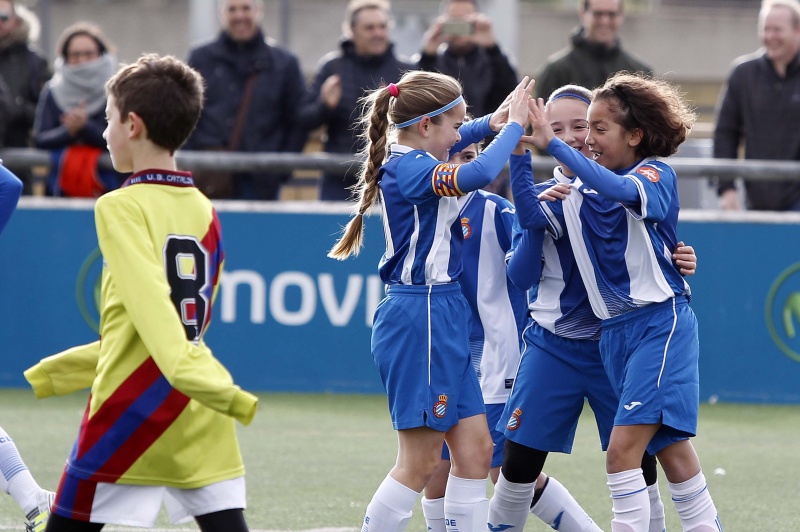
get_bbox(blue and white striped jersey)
[376,119,524,285]
[540,141,690,320]
[458,190,527,403]
[507,157,601,340]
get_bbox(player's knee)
[502,440,548,484]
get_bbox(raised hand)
[527,96,555,151]
[507,76,535,128]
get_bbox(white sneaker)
[25,490,55,532]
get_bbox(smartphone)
[441,19,474,36]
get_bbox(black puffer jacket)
[186,30,307,200]
[299,40,414,200]
[536,27,652,101]
[416,44,517,118]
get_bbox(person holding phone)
[416,0,518,118]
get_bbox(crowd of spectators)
[3,0,799,211]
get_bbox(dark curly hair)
[593,71,695,158]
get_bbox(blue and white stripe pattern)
[458,190,527,403]
[544,159,690,320]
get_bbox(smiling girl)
[330,70,534,532]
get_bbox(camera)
[441,19,474,36]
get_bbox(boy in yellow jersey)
[24,54,258,532]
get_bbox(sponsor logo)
[766,262,800,362]
[637,166,660,183]
[461,217,472,239]
[76,248,104,333]
[433,394,448,418]
[623,401,642,410]
[506,407,522,430]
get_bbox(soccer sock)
[531,476,603,532]
[0,427,41,516]
[361,475,419,532]
[669,471,723,531]
[647,483,666,532]
[444,474,489,532]
[422,497,446,532]
[487,470,534,531]
[607,468,650,532]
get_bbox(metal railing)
[2,146,798,183]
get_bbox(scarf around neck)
[49,53,117,115]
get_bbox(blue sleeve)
[454,122,523,192]
[546,138,640,205]
[506,220,544,292]
[0,166,22,235]
[495,197,515,253]
[509,150,550,230]
[450,114,493,155]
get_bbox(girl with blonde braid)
[329,70,534,532]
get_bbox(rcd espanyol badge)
[433,394,448,418]
[461,217,472,239]
[506,408,522,430]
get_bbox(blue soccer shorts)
[371,283,485,432]
[500,322,617,453]
[601,296,699,454]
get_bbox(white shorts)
[54,476,246,527]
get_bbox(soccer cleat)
[25,490,55,532]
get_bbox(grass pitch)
[0,389,798,530]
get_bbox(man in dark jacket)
[416,0,518,118]
[535,0,651,101]
[299,0,413,201]
[0,1,50,194]
[713,0,800,211]
[185,0,307,200]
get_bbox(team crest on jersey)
[506,408,522,430]
[461,217,472,239]
[433,394,448,418]
[432,164,463,197]
[637,166,660,183]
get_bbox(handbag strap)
[229,73,259,151]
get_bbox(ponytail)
[328,88,392,260]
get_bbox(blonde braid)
[328,89,391,260]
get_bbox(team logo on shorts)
[636,166,660,183]
[506,408,522,430]
[461,217,472,239]
[433,394,448,418]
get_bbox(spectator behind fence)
[713,0,800,211]
[33,22,122,197]
[416,0,518,118]
[185,0,307,200]
[535,0,651,100]
[0,1,50,194]
[299,0,413,201]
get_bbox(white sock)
[487,470,534,531]
[669,471,723,531]
[422,497,447,532]
[647,483,666,532]
[532,476,603,532]
[607,468,650,532]
[0,428,42,516]
[361,475,419,532]
[444,474,489,532]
